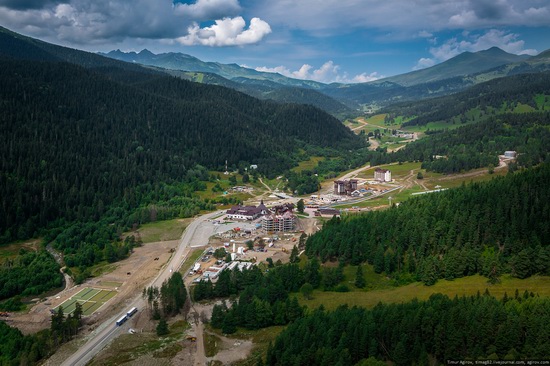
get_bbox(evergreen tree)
[289,245,299,263]
[297,199,305,214]
[354,265,366,288]
[300,283,313,300]
[156,318,169,336]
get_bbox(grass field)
[292,156,324,172]
[98,281,123,288]
[55,287,117,316]
[135,219,191,243]
[299,274,550,311]
[0,239,40,262]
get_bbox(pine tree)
[156,318,169,336]
[355,265,366,288]
[289,245,299,263]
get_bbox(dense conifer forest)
[306,163,550,285]
[266,292,550,365]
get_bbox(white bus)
[127,307,138,318]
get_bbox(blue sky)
[1,0,550,83]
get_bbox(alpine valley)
[0,23,549,366]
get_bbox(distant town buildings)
[334,179,358,195]
[374,168,392,182]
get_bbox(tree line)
[265,292,550,365]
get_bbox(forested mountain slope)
[0,32,363,247]
[383,72,550,127]
[392,112,550,173]
[306,163,550,284]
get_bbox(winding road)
[60,210,222,366]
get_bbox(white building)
[374,168,392,182]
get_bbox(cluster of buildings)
[225,201,296,232]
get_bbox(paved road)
[61,210,222,366]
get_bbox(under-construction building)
[333,179,358,195]
[261,203,296,232]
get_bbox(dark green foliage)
[296,199,305,214]
[354,265,366,288]
[289,245,299,263]
[213,248,227,259]
[306,163,550,284]
[266,294,550,365]
[0,296,23,311]
[394,112,550,174]
[300,283,313,300]
[0,250,63,301]
[303,257,321,288]
[144,272,187,318]
[285,170,319,195]
[0,29,364,301]
[156,319,169,336]
[0,300,84,365]
[321,265,344,291]
[202,264,305,330]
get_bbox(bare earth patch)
[9,239,179,335]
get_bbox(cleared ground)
[55,287,117,316]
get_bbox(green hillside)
[306,163,550,284]
[384,72,550,127]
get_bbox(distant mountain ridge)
[374,47,530,87]
[103,48,324,89]
[104,46,550,111]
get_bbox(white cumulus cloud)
[0,0,271,48]
[255,61,381,84]
[176,16,271,46]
